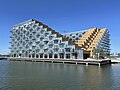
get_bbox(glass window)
[59,44,64,48]
[54,40,58,44]
[40,45,44,48]
[44,49,48,52]
[49,45,53,48]
[49,36,53,40]
[65,48,71,52]
[66,54,70,59]
[54,48,58,52]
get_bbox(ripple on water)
[0,60,120,90]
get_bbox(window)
[37,27,40,31]
[36,54,39,58]
[40,45,44,48]
[49,36,53,40]
[33,25,37,28]
[26,26,30,30]
[79,34,82,37]
[40,38,44,41]
[44,49,48,52]
[54,48,58,52]
[76,33,79,35]
[65,48,71,52]
[60,40,61,43]
[72,36,75,38]
[72,49,75,52]
[36,50,40,53]
[59,44,64,48]
[49,45,53,48]
[45,33,48,37]
[30,29,33,32]
[44,54,48,58]
[26,32,29,36]
[40,30,44,34]
[36,34,40,38]
[54,45,58,48]
[54,40,58,44]
[66,54,70,59]
[49,54,52,58]
[76,38,79,40]
[44,41,48,44]
[54,54,58,58]
[40,54,43,58]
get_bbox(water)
[0,60,120,90]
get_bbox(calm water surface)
[0,60,120,90]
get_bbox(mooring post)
[86,63,88,66]
[98,63,100,67]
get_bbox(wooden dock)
[7,57,111,66]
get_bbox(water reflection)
[0,60,120,90]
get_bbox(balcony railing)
[54,45,59,48]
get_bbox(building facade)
[64,28,110,57]
[10,19,83,59]
[10,19,110,59]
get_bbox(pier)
[0,57,9,60]
[7,57,111,66]
[111,59,120,63]
[0,55,9,60]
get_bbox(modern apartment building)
[64,28,110,57]
[10,19,83,59]
[10,19,110,59]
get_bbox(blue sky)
[0,0,120,54]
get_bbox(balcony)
[44,46,48,49]
[10,30,13,33]
[32,30,36,34]
[25,39,29,41]
[9,47,12,49]
[32,37,36,40]
[43,38,49,41]
[36,39,40,42]
[40,42,44,45]
[39,50,44,53]
[48,50,53,54]
[59,49,64,53]
[36,34,40,38]
[49,45,53,48]
[54,45,59,48]
[32,43,36,46]
[48,41,54,45]
[10,36,13,38]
